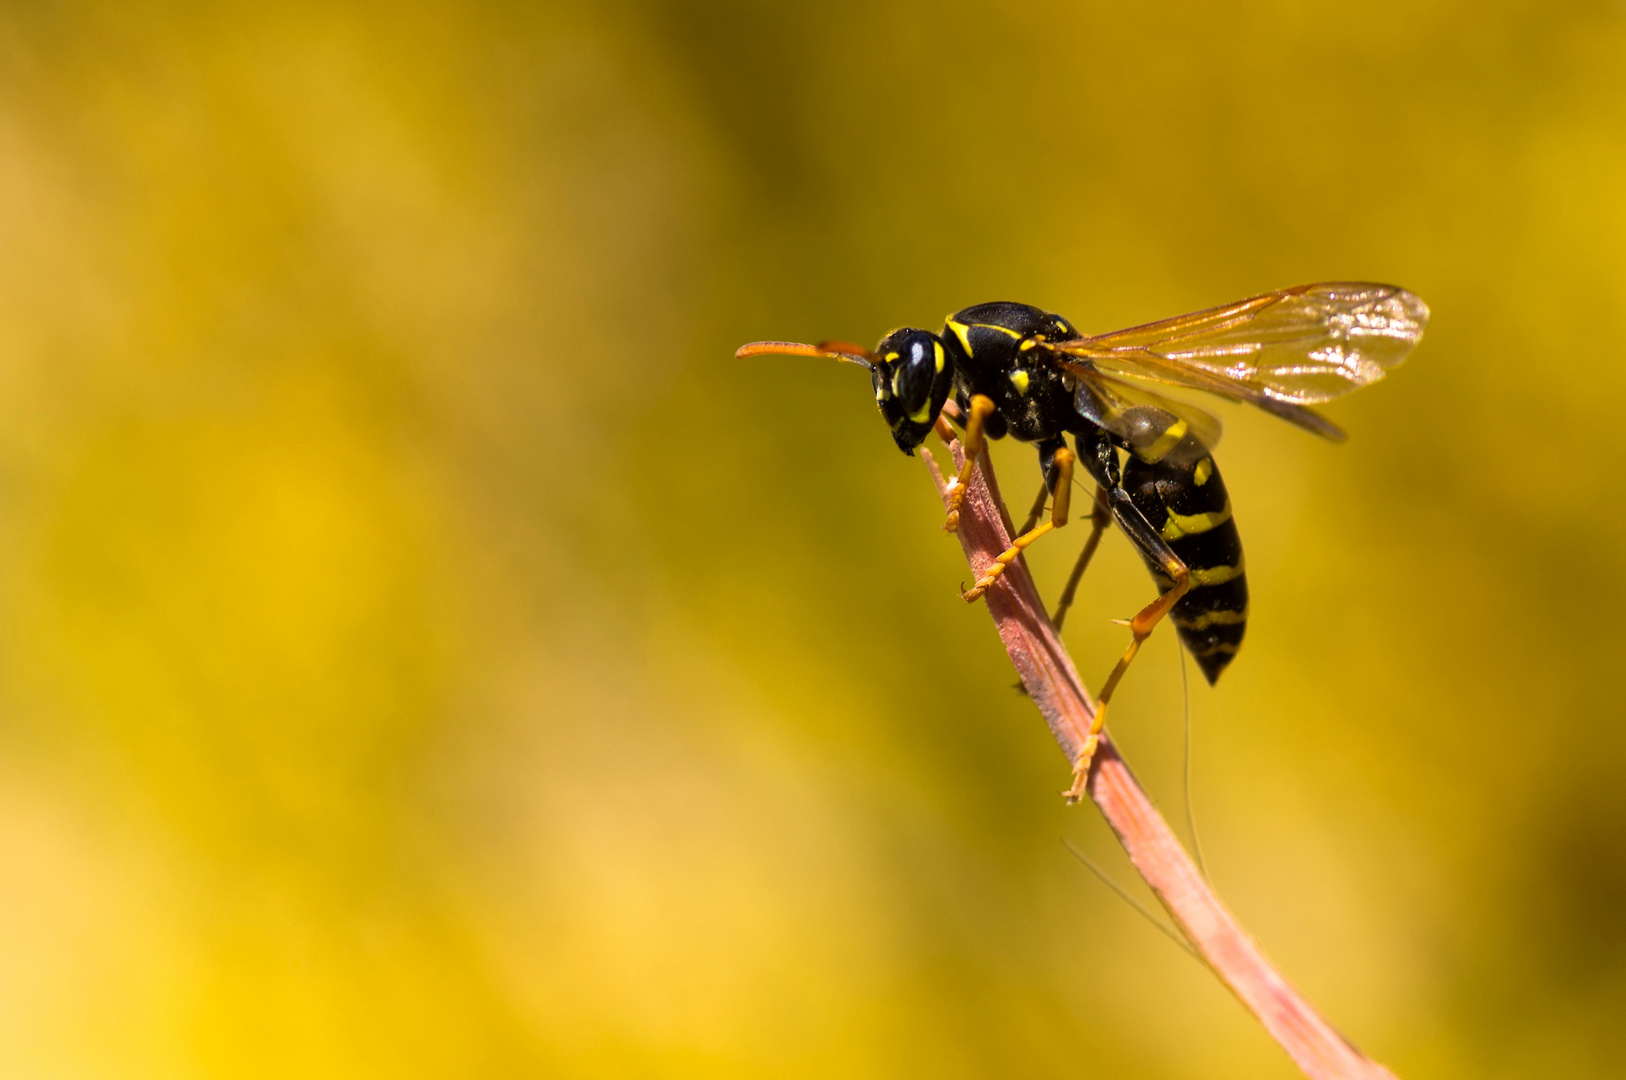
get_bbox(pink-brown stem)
[922,427,1399,1080]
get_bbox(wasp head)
[870,328,952,454]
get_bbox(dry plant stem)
[923,428,1399,1080]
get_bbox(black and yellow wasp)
[739,283,1428,797]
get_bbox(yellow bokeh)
[1,1,1623,1076]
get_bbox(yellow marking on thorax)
[1176,606,1249,631]
[949,319,1023,357]
[1160,501,1233,541]
[1193,457,1213,486]
[1136,419,1189,463]
[1009,369,1030,394]
[1188,557,1246,587]
[933,340,944,372]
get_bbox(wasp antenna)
[734,339,822,359]
[735,339,876,370]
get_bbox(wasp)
[739,283,1429,798]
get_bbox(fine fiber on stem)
[920,424,1399,1080]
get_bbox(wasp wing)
[1072,370,1225,452]
[1050,282,1428,442]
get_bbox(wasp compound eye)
[874,328,952,454]
[890,333,936,419]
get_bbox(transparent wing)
[1057,350,1346,441]
[1050,282,1428,441]
[1072,370,1224,452]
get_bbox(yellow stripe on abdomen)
[1174,606,1249,631]
[1161,501,1233,541]
[1188,558,1246,587]
[1136,419,1188,463]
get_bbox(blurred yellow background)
[0,1,1622,1076]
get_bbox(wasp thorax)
[872,328,952,454]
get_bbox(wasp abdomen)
[1122,429,1248,685]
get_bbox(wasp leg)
[962,445,1075,602]
[944,394,996,533]
[1064,486,1191,803]
[1051,485,1112,632]
[1018,478,1051,536]
[1018,436,1071,534]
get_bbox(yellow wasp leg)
[943,394,996,533]
[962,446,1075,603]
[1064,561,1191,803]
[1051,485,1112,632]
